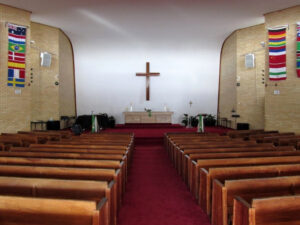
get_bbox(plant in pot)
[182,114,189,126]
[191,115,199,127]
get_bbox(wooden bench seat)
[226,130,271,139]
[18,131,62,141]
[233,195,300,225]
[192,151,300,198]
[1,133,43,146]
[0,156,125,204]
[0,164,123,211]
[199,163,300,215]
[0,176,115,225]
[186,148,297,190]
[180,145,291,181]
[176,144,277,176]
[170,141,262,164]
[212,175,300,225]
[247,132,295,142]
[196,156,300,208]
[0,195,106,225]
[0,136,22,149]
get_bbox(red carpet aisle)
[104,125,229,225]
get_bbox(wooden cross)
[136,62,160,101]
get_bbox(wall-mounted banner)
[7,23,27,88]
[297,22,300,77]
[268,27,287,81]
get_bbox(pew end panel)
[233,196,252,225]
[212,179,227,225]
[199,168,210,214]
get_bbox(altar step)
[135,137,163,146]
[116,123,183,129]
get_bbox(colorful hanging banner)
[268,27,287,81]
[297,22,300,77]
[7,23,27,88]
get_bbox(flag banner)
[297,22,300,77]
[7,23,27,87]
[197,115,204,133]
[268,27,287,81]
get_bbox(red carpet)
[117,145,211,225]
[103,125,230,225]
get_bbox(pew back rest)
[197,156,300,169]
[0,195,102,225]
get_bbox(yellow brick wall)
[0,5,31,132]
[59,30,76,118]
[0,4,75,133]
[219,24,266,129]
[30,22,60,122]
[218,32,237,128]
[236,24,266,130]
[264,6,300,133]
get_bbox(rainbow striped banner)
[268,27,287,81]
[7,23,27,88]
[297,22,300,77]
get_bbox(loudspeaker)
[245,53,255,69]
[40,52,52,67]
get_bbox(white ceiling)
[0,0,299,47]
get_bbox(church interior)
[0,1,299,225]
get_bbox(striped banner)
[297,22,300,77]
[7,23,27,88]
[269,27,287,81]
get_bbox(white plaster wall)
[74,42,220,124]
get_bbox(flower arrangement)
[144,108,152,117]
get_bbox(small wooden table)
[123,111,173,124]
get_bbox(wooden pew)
[179,144,280,179]
[0,156,125,205]
[0,136,22,149]
[212,175,300,225]
[233,195,300,225]
[0,165,122,212]
[226,130,269,139]
[29,144,133,162]
[186,147,296,190]
[172,139,256,167]
[181,145,291,181]
[18,131,62,141]
[248,132,295,142]
[170,141,261,167]
[199,163,300,216]
[0,176,114,225]
[1,133,42,146]
[10,147,129,180]
[0,195,106,225]
[193,153,300,199]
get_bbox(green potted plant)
[182,114,189,126]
